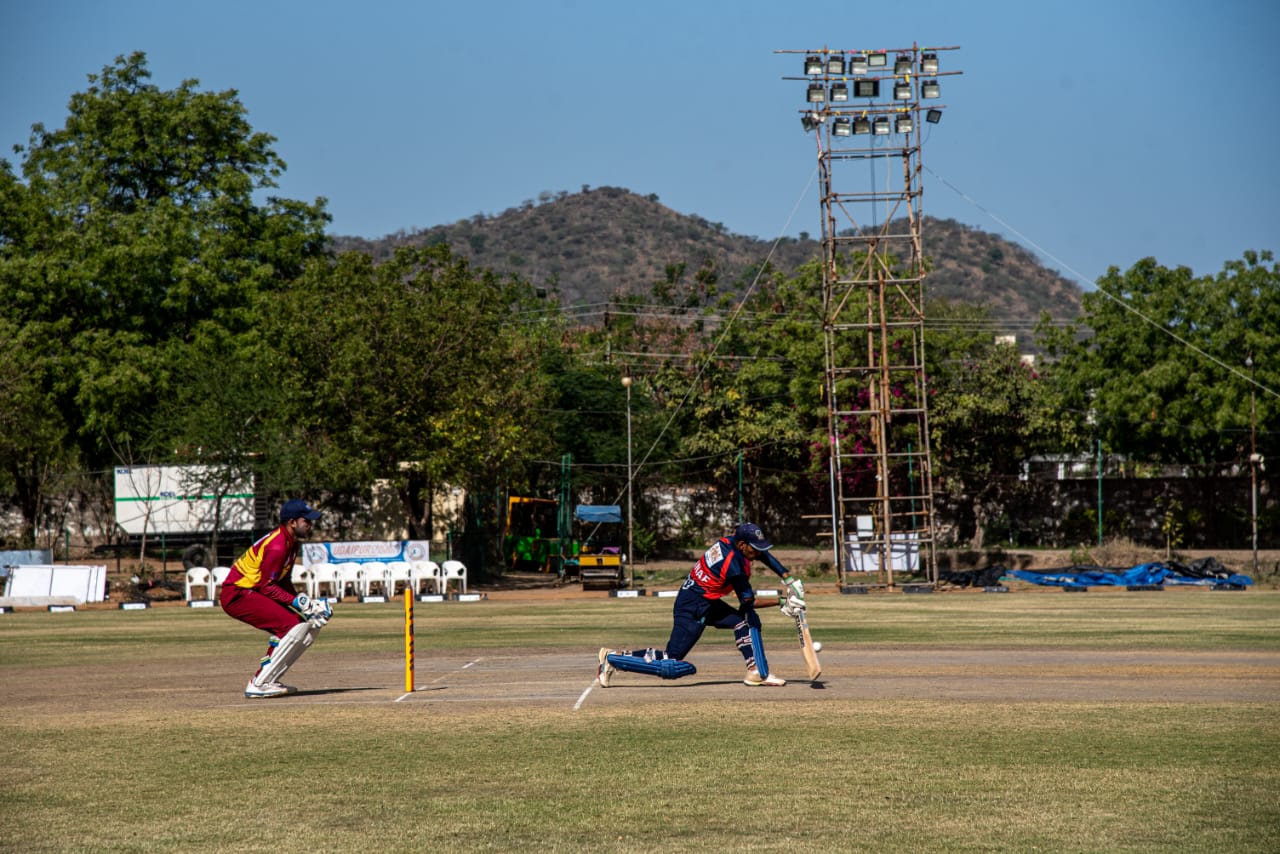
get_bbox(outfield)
[2,587,1277,852]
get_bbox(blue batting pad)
[748,626,769,677]
[607,653,696,679]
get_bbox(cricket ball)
[812,641,823,653]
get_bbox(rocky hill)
[331,186,1082,322]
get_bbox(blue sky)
[3,0,1277,292]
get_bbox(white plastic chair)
[441,560,468,595]
[384,561,414,597]
[410,560,442,595]
[291,563,313,596]
[184,566,214,601]
[336,563,369,599]
[211,566,232,598]
[308,563,341,600]
[361,561,390,597]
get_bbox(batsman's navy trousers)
[665,587,760,661]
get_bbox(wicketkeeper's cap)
[280,499,322,522]
[733,522,773,551]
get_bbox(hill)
[331,186,1082,322]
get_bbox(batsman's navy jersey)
[684,536,790,604]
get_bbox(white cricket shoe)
[596,648,616,687]
[744,667,786,687]
[244,680,293,699]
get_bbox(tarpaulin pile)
[1009,557,1252,589]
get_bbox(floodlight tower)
[778,44,961,588]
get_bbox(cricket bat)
[791,607,822,680]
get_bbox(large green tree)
[927,301,1079,547]
[264,245,554,540]
[1042,252,1278,467]
[0,52,329,544]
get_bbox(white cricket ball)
[812,641,823,653]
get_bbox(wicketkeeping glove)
[305,597,332,626]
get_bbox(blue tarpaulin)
[574,505,623,523]
[1010,561,1252,588]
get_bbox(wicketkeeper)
[597,522,806,687]
[220,498,332,698]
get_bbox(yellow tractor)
[562,504,627,590]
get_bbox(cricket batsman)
[220,498,332,698]
[596,522,806,687]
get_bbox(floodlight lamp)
[894,80,911,100]
[853,79,879,98]
[926,108,942,124]
[801,112,821,132]
[921,52,939,74]
[922,79,940,99]
[805,54,824,75]
[894,55,912,75]
[806,83,826,103]
[833,117,852,136]
[868,51,888,68]
[853,115,871,135]
[826,55,845,74]
[849,54,868,74]
[830,82,849,101]
[872,116,890,135]
[896,114,913,134]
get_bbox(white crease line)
[573,683,594,711]
[396,657,484,701]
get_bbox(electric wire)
[925,164,1278,401]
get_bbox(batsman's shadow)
[291,686,385,697]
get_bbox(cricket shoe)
[244,680,295,699]
[744,667,786,687]
[596,648,617,687]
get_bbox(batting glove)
[291,593,312,615]
[782,577,806,614]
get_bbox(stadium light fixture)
[894,80,911,100]
[849,54,868,75]
[805,54,824,75]
[922,79,941,99]
[826,55,845,74]
[872,116,890,135]
[926,108,942,124]
[894,55,912,75]
[807,83,826,103]
[853,115,871,135]
[853,79,879,98]
[896,113,914,134]
[833,117,852,136]
[830,82,849,101]
[801,112,822,132]
[868,51,888,68]
[921,52,939,74]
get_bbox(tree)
[927,302,1077,548]
[0,52,330,544]
[1041,253,1279,467]
[264,245,554,540]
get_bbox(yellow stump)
[404,588,415,693]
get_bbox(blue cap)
[280,499,322,522]
[733,522,772,551]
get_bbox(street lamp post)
[1247,355,1258,577]
[621,371,634,588]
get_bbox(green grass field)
[1,589,1277,852]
